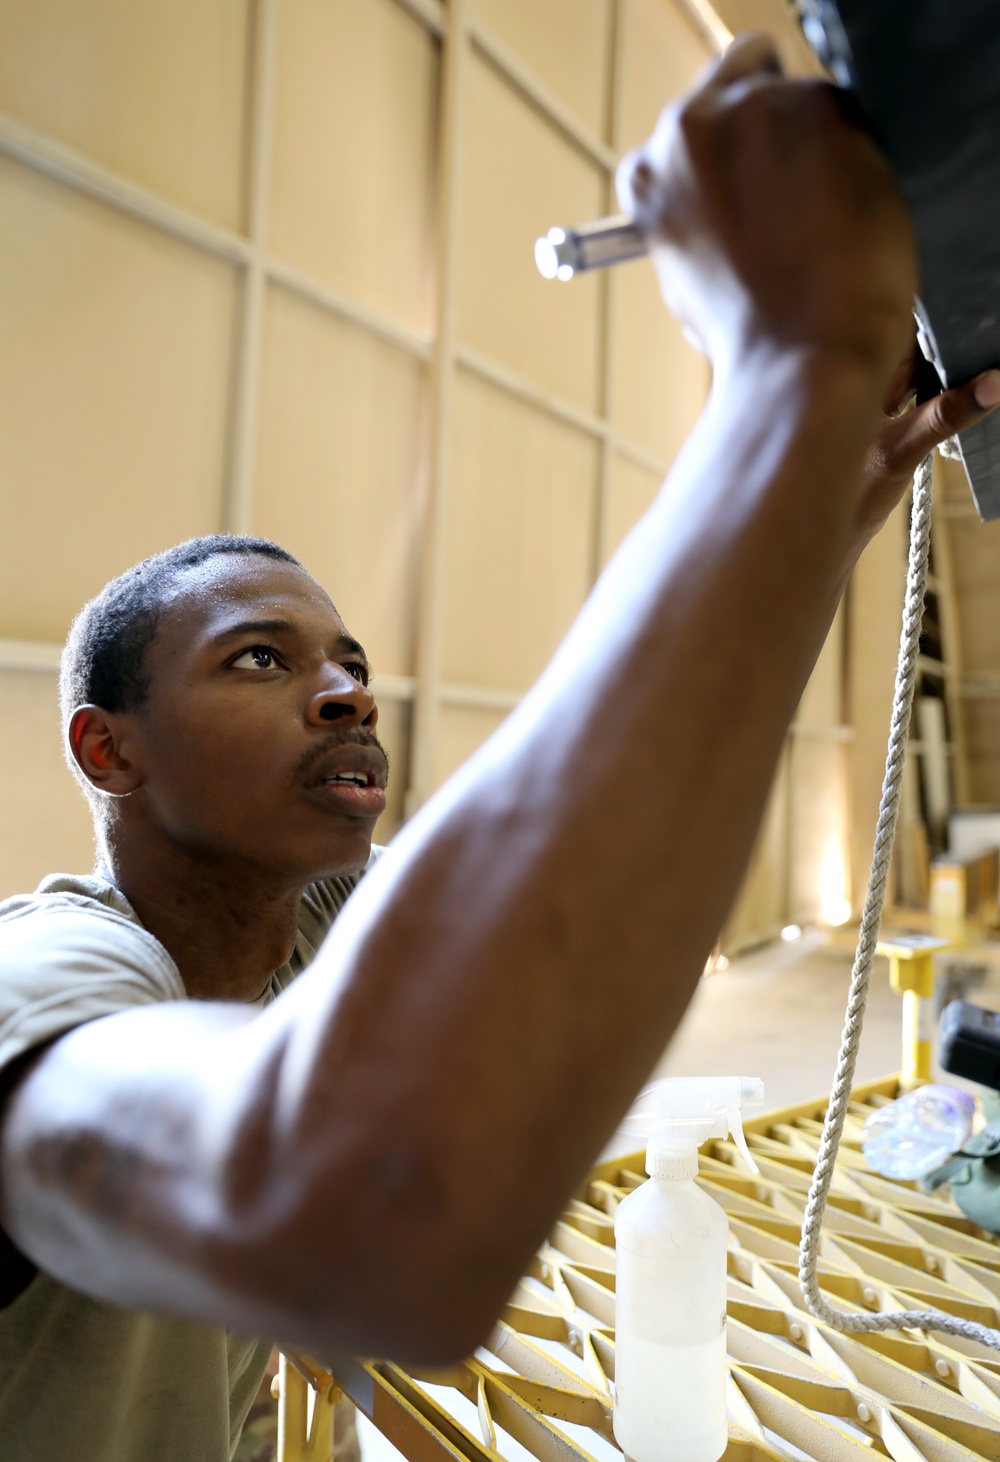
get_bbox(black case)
[940,999,1000,1091]
[799,0,1000,519]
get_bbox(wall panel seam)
[409,0,470,808]
[0,641,62,673]
[225,0,277,534]
[0,110,432,364]
[0,109,671,477]
[0,645,529,715]
[789,723,855,741]
[268,261,434,359]
[467,25,617,173]
[594,0,624,577]
[0,110,253,266]
[455,346,672,477]
[440,683,521,711]
[388,0,447,39]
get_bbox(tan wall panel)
[612,0,711,458]
[936,459,1000,810]
[457,53,605,413]
[254,286,426,678]
[0,0,250,230]
[612,265,709,462]
[0,670,95,899]
[442,371,599,689]
[964,701,1000,807]
[371,696,411,844]
[433,703,508,791]
[270,0,438,332]
[603,454,662,563]
[946,514,1000,674]
[787,737,850,924]
[722,748,788,953]
[939,456,973,508]
[617,0,712,153]
[0,158,236,642]
[468,0,611,136]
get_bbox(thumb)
[883,367,1000,477]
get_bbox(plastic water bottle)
[613,1077,764,1462]
[862,1084,975,1180]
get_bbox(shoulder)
[0,873,185,1078]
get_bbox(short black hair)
[60,535,302,724]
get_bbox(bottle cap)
[647,1147,698,1179]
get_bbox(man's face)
[121,555,388,883]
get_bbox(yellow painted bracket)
[276,1350,343,1462]
[876,935,951,1087]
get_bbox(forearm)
[275,347,885,1342]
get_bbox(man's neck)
[99,830,306,1003]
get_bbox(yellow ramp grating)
[305,1077,1000,1462]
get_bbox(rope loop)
[796,454,1000,1351]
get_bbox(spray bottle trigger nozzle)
[729,1110,759,1175]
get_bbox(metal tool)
[538,3,1000,518]
[533,214,646,281]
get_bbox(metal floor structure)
[284,1075,1000,1462]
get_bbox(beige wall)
[0,0,715,900]
[937,458,1000,806]
[0,0,913,956]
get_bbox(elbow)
[312,1230,520,1365]
[210,1089,531,1362]
[220,1198,524,1365]
[315,1181,532,1363]
[366,1258,513,1366]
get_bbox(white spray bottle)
[613,1076,765,1462]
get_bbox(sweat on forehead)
[59,534,313,720]
[162,552,336,622]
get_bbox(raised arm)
[0,38,992,1363]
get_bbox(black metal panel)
[799,1,1000,518]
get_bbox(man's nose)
[306,667,378,728]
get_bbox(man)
[0,534,384,1458]
[2,33,999,1462]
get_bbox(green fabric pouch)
[921,1118,1000,1232]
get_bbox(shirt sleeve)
[0,894,186,1081]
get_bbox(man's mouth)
[304,741,388,817]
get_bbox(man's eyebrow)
[209,619,370,665]
[209,618,298,644]
[337,633,369,664]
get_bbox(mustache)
[295,728,390,786]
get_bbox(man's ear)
[67,706,143,796]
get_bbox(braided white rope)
[797,452,1000,1349]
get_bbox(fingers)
[974,371,1000,409]
[882,334,919,416]
[704,32,784,90]
[883,357,917,417]
[616,33,783,217]
[882,368,1000,476]
[615,147,651,217]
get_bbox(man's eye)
[232,646,279,670]
[345,662,369,686]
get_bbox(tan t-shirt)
[0,854,381,1462]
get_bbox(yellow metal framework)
[877,939,952,1087]
[283,1076,1000,1462]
